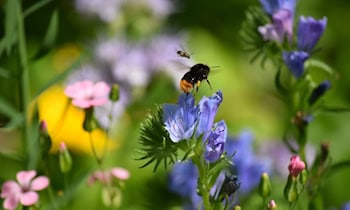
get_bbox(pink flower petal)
[20,191,39,206]
[3,195,20,210]
[1,181,21,198]
[93,82,110,97]
[72,99,92,109]
[90,98,108,106]
[17,171,36,188]
[110,168,130,180]
[31,176,49,191]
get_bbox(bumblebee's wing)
[168,59,193,72]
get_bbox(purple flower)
[258,8,294,43]
[225,131,270,194]
[204,120,227,163]
[259,0,296,15]
[1,171,49,210]
[297,16,327,52]
[163,94,199,143]
[196,91,223,138]
[282,51,309,78]
[308,80,331,105]
[75,0,122,23]
[259,0,296,43]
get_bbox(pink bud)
[288,155,305,177]
[268,200,277,209]
[40,120,48,134]
[59,142,67,152]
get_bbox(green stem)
[101,102,115,163]
[17,0,32,169]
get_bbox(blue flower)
[342,201,350,210]
[297,16,327,52]
[163,94,199,143]
[259,0,296,15]
[225,131,270,194]
[282,51,309,78]
[196,91,223,138]
[204,120,227,163]
[308,80,331,105]
[168,161,202,210]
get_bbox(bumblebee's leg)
[206,79,212,89]
[195,81,201,93]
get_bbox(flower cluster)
[259,0,327,79]
[163,91,227,163]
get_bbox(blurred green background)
[1,0,350,209]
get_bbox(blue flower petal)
[196,91,223,138]
[205,120,227,163]
[308,80,331,105]
[163,94,199,143]
[282,51,309,78]
[297,16,327,52]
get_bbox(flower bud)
[83,108,98,132]
[284,175,298,203]
[59,142,72,173]
[288,155,305,177]
[109,84,119,102]
[259,172,272,199]
[233,205,241,210]
[267,200,277,210]
[102,187,121,208]
[299,169,307,185]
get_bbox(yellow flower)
[37,85,117,154]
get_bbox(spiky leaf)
[136,105,178,172]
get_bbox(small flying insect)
[176,48,192,59]
[180,63,212,94]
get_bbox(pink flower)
[87,167,130,186]
[288,155,305,177]
[64,80,111,109]
[1,170,49,210]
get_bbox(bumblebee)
[177,49,191,59]
[180,63,212,93]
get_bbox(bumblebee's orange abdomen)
[180,79,193,93]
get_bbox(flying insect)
[180,63,212,94]
[177,49,192,59]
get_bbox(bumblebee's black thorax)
[181,63,210,84]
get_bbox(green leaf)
[0,97,23,128]
[0,0,19,57]
[23,0,53,18]
[31,9,59,60]
[275,67,288,95]
[305,59,335,83]
[135,105,178,172]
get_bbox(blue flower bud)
[282,51,309,78]
[204,120,227,163]
[308,80,331,105]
